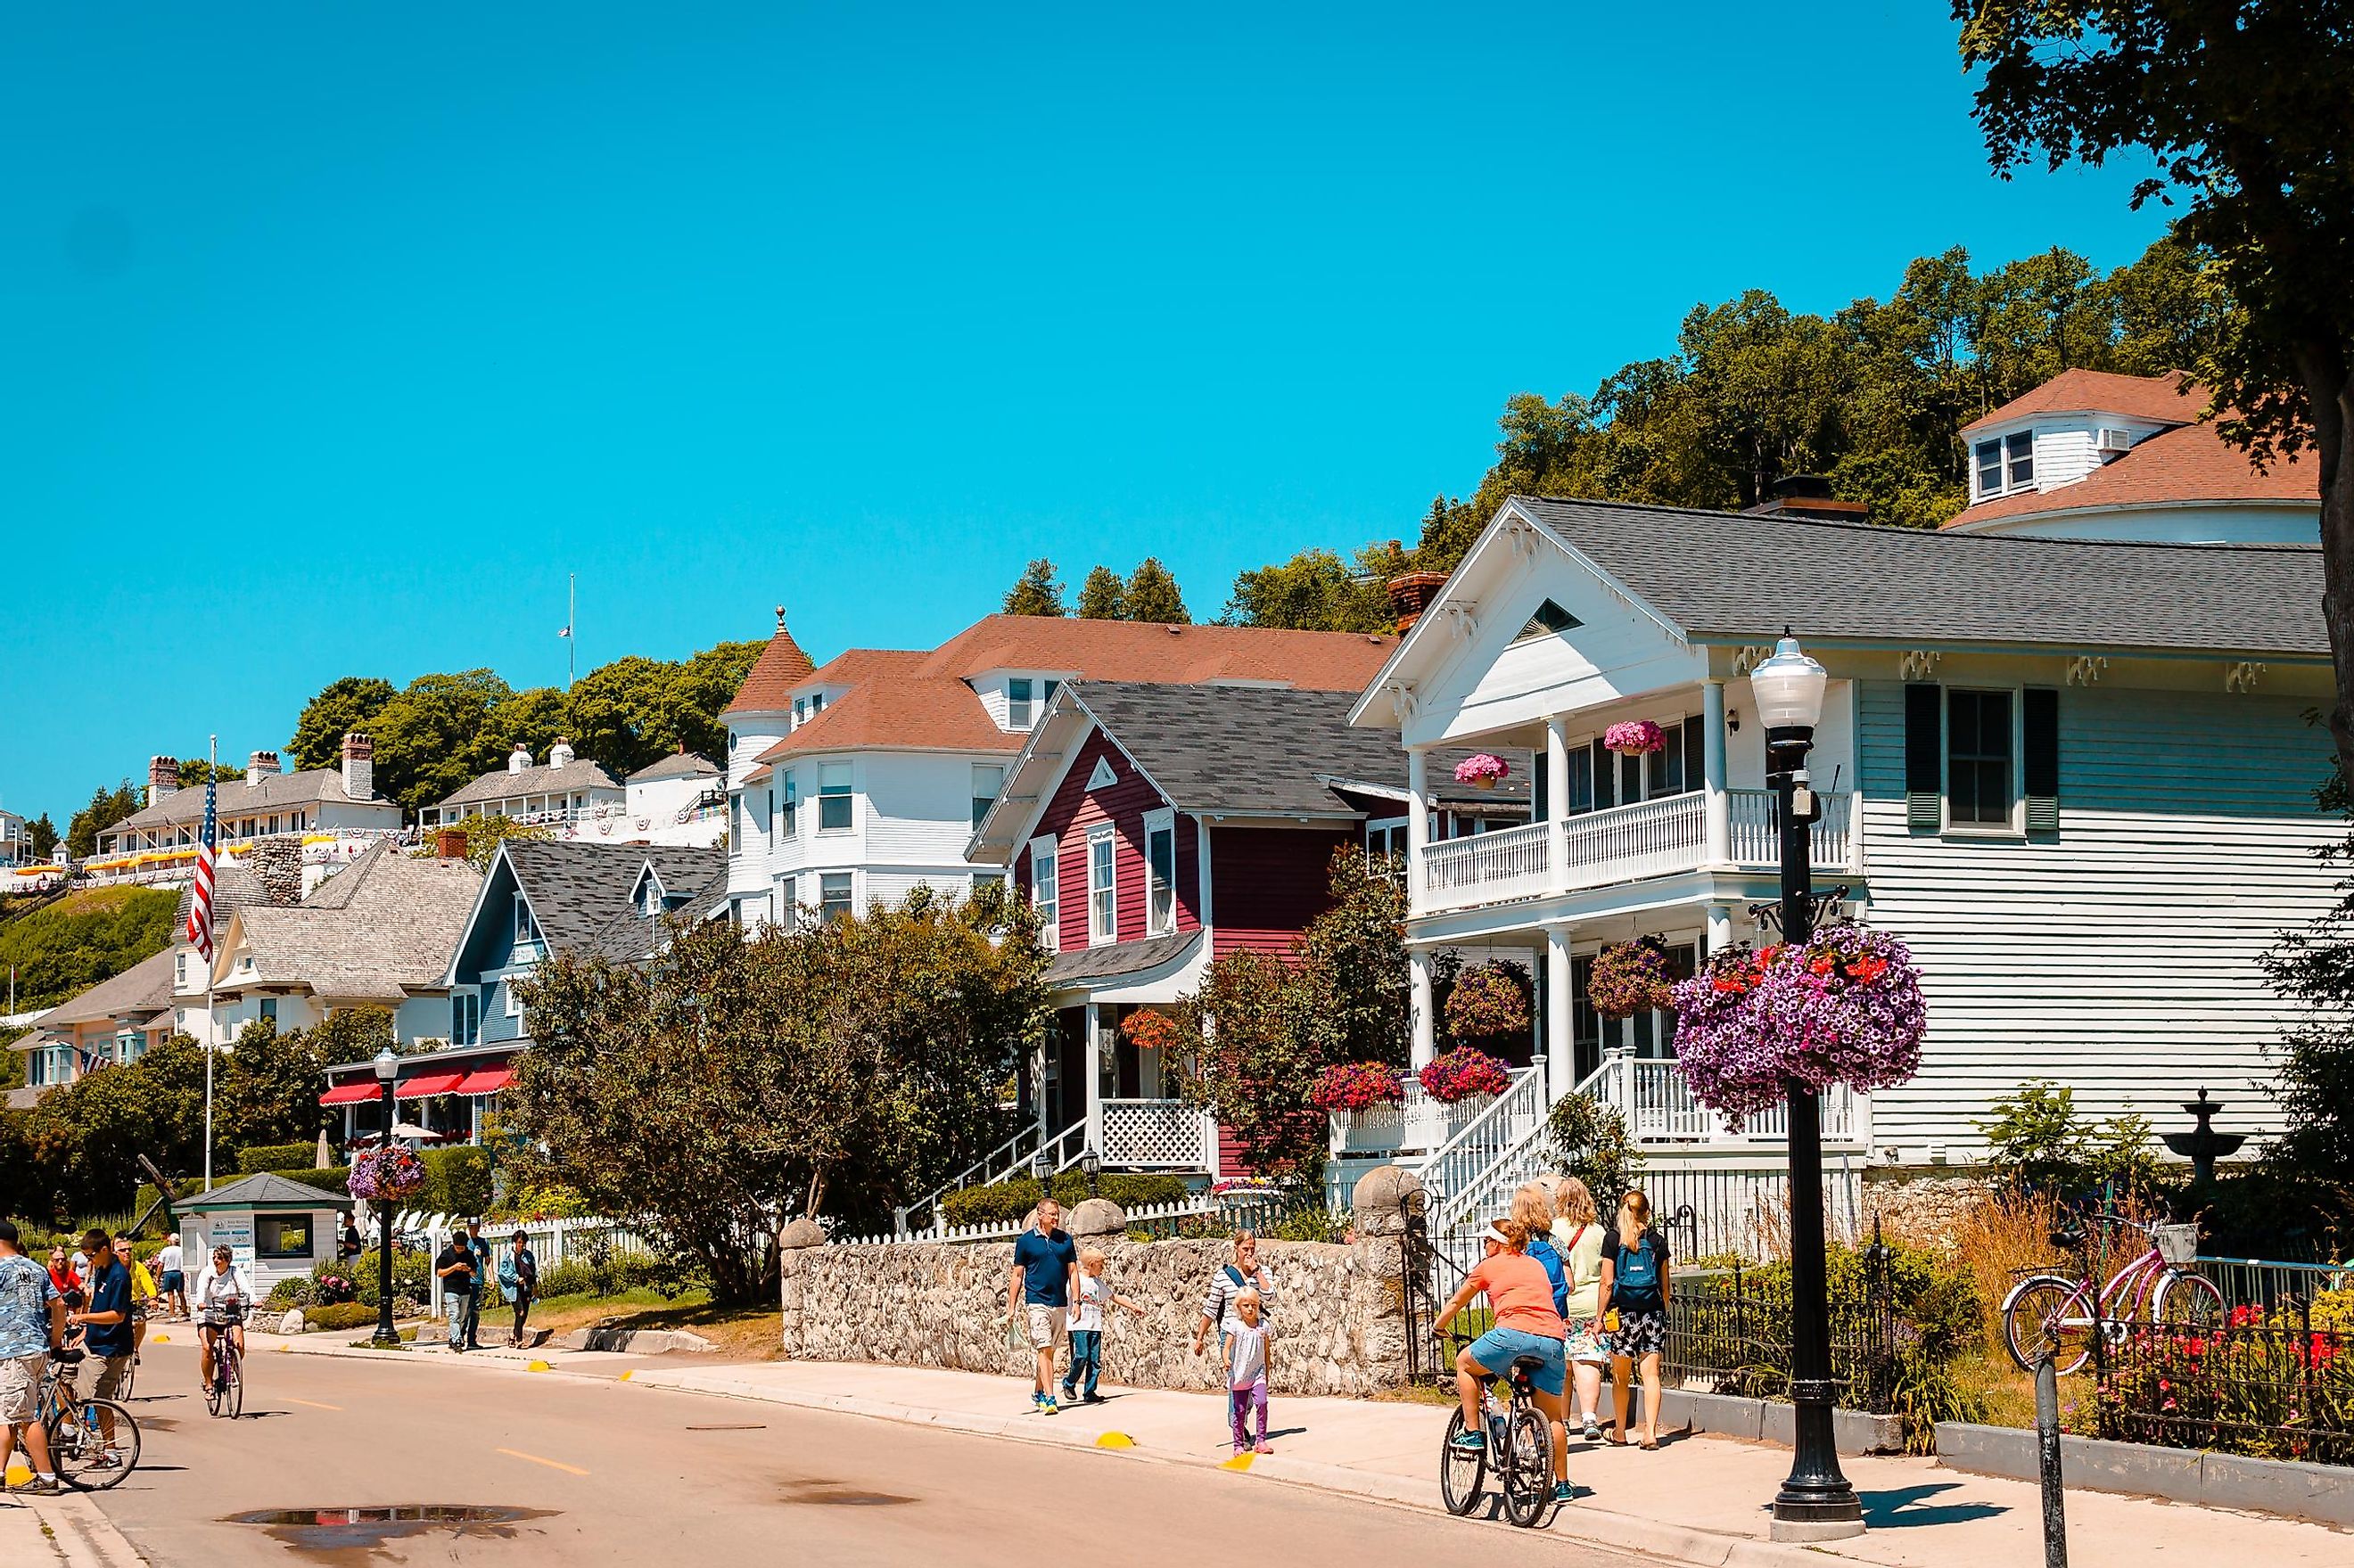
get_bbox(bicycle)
[38,1350,141,1490]
[2002,1212,2225,1374]
[1437,1332,1555,1529]
[201,1305,247,1418]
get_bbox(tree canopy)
[0,887,178,1011]
[1123,557,1189,624]
[1002,559,1067,617]
[1075,565,1126,620]
[64,781,141,860]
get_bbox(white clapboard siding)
[1857,679,2341,1153]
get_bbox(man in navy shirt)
[1006,1197,1077,1416]
[65,1227,134,1470]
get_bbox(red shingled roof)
[1959,368,2202,436]
[720,611,818,716]
[1947,418,2314,530]
[753,614,1395,763]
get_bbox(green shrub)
[939,1172,1191,1227]
[1268,1207,1351,1244]
[265,1277,313,1309]
[237,1144,317,1175]
[319,1247,429,1309]
[422,1147,493,1216]
[534,1251,681,1301]
[301,1302,379,1332]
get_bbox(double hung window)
[818,762,852,833]
[973,764,1006,830]
[1144,812,1177,935]
[1946,689,2016,827]
[1087,827,1115,945]
[819,872,853,924]
[1008,678,1035,729]
[1031,840,1060,951]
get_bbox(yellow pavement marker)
[527,1359,551,1372]
[1220,1452,1254,1471]
[618,1369,632,1382]
[497,1447,589,1476]
[4,1460,31,1486]
[287,1398,343,1412]
[1095,1432,1134,1449]
[151,1334,169,1344]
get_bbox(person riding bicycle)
[1435,1218,1573,1506]
[193,1245,251,1391]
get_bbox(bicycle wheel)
[50,1400,139,1491]
[224,1351,244,1419]
[117,1354,136,1401]
[1499,1404,1554,1527]
[1439,1407,1487,1516]
[2003,1276,2093,1375]
[2153,1269,2225,1331]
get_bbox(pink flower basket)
[1311,1062,1409,1113]
[1604,719,1665,757]
[1453,753,1510,790]
[1667,926,1926,1130]
[1418,1046,1513,1104]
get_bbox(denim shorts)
[1465,1326,1567,1397]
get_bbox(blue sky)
[0,4,2167,827]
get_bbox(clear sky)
[0,4,2167,828]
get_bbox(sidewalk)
[619,1360,2351,1568]
[0,1489,144,1568]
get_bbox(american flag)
[185,771,217,961]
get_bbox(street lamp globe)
[1750,633,1829,735]
[373,1046,399,1081]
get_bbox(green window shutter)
[1904,684,1942,830]
[2023,687,2060,833]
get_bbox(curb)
[622,1371,1831,1568]
[24,1492,148,1568]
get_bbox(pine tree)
[1075,565,1127,620]
[1002,559,1067,617]
[1124,558,1189,624]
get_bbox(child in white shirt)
[1059,1247,1144,1405]
[1226,1289,1272,1456]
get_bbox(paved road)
[91,1340,1642,1565]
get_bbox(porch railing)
[1578,1049,1862,1147]
[1725,788,1855,870]
[1096,1098,1215,1170]
[1420,821,1552,910]
[1329,1081,1501,1160]
[1420,1066,1549,1236]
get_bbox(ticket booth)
[177,1172,354,1299]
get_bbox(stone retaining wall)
[779,1232,1412,1398]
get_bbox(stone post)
[777,1217,827,1358]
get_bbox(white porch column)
[1706,901,1733,955]
[1544,926,1575,1104]
[1545,714,1571,893]
[1405,745,1430,914]
[1702,678,1730,866]
[1082,1003,1103,1155]
[1409,948,1436,1070]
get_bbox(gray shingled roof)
[173,863,272,931]
[438,759,623,810]
[115,768,387,832]
[231,847,483,1001]
[177,1170,353,1212]
[35,948,177,1028]
[1044,930,1202,988]
[502,839,725,960]
[1514,496,2328,656]
[626,751,720,784]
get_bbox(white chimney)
[246,750,280,787]
[148,756,180,803]
[508,743,532,774]
[342,732,374,800]
[549,736,576,769]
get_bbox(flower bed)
[1669,926,1926,1129]
[1311,1062,1407,1112]
[1588,940,1672,1019]
[2094,1301,2354,1465]
[1419,1046,1512,1104]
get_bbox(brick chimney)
[1386,572,1450,636]
[436,826,469,860]
[148,756,180,803]
[341,732,374,801]
[246,750,280,787]
[507,743,532,774]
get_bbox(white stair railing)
[1420,1066,1548,1236]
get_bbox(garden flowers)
[1310,1062,1409,1112]
[1419,1046,1513,1104]
[346,1145,430,1203]
[1588,939,1673,1018]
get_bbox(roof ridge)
[1516,494,2320,554]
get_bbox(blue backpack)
[1614,1233,1662,1313]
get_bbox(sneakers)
[1448,1430,1486,1453]
[15,1475,61,1495]
[1058,1383,1077,1405]
[1582,1416,1602,1442]
[1554,1480,1576,1504]
[1081,1391,1107,1405]
[1040,1396,1059,1416]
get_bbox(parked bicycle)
[2002,1212,2224,1374]
[39,1349,141,1490]
[1436,1331,1555,1528]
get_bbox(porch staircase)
[902,1118,1089,1235]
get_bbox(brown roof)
[1947,418,2315,530]
[1959,368,2202,436]
[720,610,818,716]
[753,615,1395,764]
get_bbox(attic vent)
[1086,757,1117,792]
[1514,599,1582,643]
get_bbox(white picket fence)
[401,1214,658,1321]
[831,1194,1225,1247]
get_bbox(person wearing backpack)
[1595,1187,1672,1449]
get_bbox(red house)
[969,681,1526,1177]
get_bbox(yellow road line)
[497,1447,589,1476]
[287,1398,343,1412]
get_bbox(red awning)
[452,1067,514,1096]
[393,1071,467,1100]
[319,1082,380,1106]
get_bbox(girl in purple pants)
[1226,1290,1272,1455]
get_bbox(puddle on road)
[778,1478,914,1506]
[226,1505,554,1557]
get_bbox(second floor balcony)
[1415,786,1857,917]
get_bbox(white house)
[1346,494,2336,1236]
[1945,368,2316,545]
[88,735,403,891]
[425,739,625,832]
[720,609,1397,929]
[621,749,728,847]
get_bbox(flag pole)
[202,734,217,1193]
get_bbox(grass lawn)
[524,1286,783,1360]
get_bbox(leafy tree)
[21,1035,212,1215]
[507,884,1049,1301]
[1124,557,1189,624]
[1002,559,1067,617]
[1173,948,1337,1177]
[173,758,243,789]
[1297,847,1408,1066]
[22,816,57,861]
[1075,565,1128,620]
[1222,548,1391,633]
[0,888,178,1009]
[285,676,397,770]
[1546,1095,1645,1210]
[65,781,141,860]
[214,1015,347,1152]
[366,669,517,814]
[1955,2,2353,786]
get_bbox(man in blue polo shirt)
[1006,1197,1077,1416]
[65,1227,134,1472]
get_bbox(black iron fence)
[1664,1246,1902,1415]
[2092,1301,2354,1465]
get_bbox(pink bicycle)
[2002,1212,2224,1374]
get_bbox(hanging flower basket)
[346,1145,429,1203]
[1588,939,1673,1019]
[1121,1009,1183,1054]
[1444,960,1532,1044]
[1419,1046,1513,1104]
[1604,719,1666,757]
[1453,753,1511,791]
[1311,1062,1409,1113]
[1668,926,1926,1130]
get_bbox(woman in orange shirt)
[1434,1218,1571,1504]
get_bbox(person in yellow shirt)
[113,1236,157,1361]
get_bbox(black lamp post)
[369,1047,402,1349]
[1750,632,1864,1542]
[1080,1150,1102,1201]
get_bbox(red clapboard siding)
[1013,727,1199,951]
[1206,825,1351,959]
